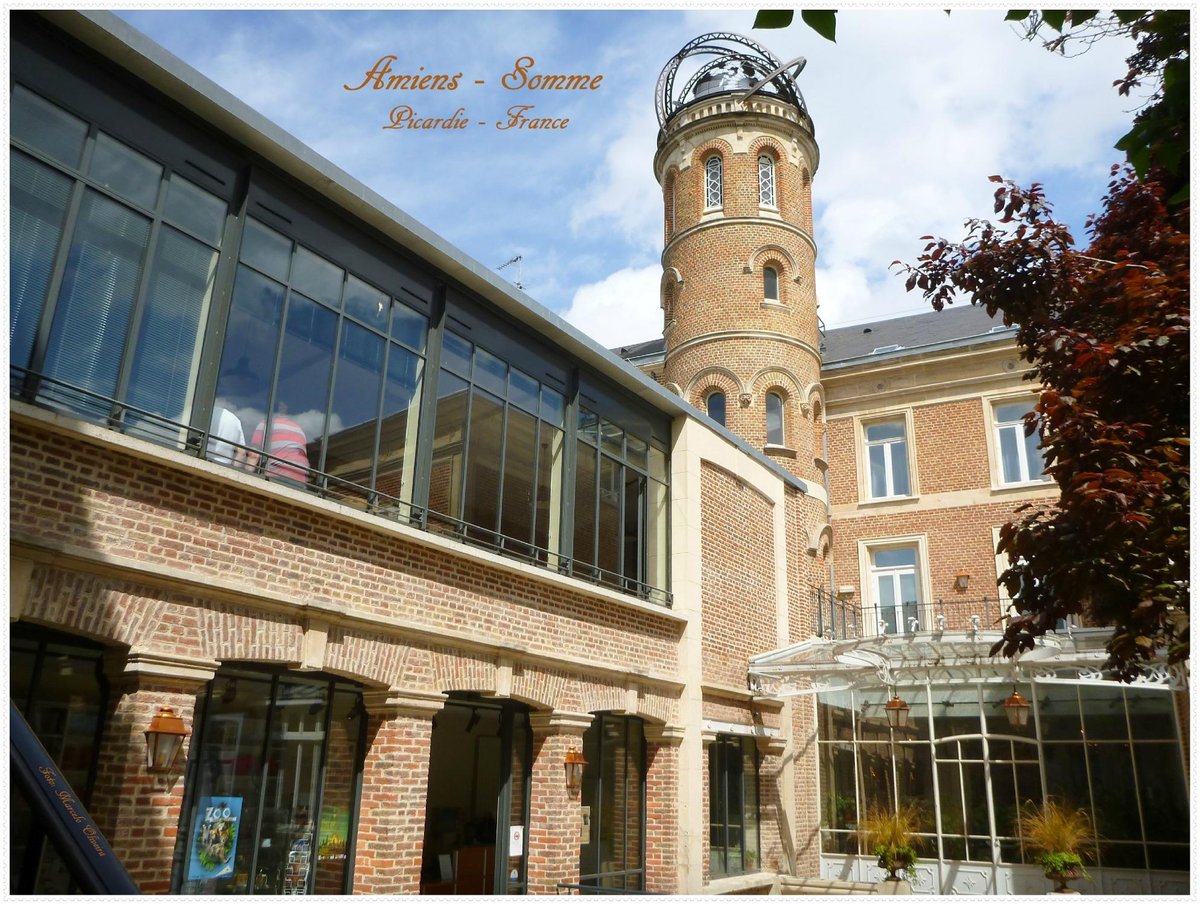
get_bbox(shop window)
[10,625,107,895]
[580,715,646,890]
[765,392,784,446]
[176,669,366,895]
[704,155,723,210]
[706,390,727,427]
[763,266,779,302]
[757,154,776,208]
[709,735,760,877]
[864,419,911,498]
[992,400,1049,485]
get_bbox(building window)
[10,85,229,431]
[704,155,723,210]
[993,401,1048,484]
[176,668,366,895]
[817,683,1188,884]
[763,266,779,302]
[865,420,911,498]
[580,715,647,890]
[758,154,776,208]
[665,175,676,238]
[869,546,920,634]
[709,735,760,877]
[574,406,670,602]
[10,625,108,895]
[706,390,727,426]
[765,392,784,446]
[427,329,565,562]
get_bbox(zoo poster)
[187,796,243,881]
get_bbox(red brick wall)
[644,741,680,892]
[527,731,583,894]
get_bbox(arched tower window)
[763,265,779,302]
[704,155,723,210]
[706,390,727,426]
[765,392,784,446]
[758,154,776,207]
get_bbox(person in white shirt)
[208,404,247,467]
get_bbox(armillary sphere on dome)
[655,32,809,131]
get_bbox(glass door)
[870,548,919,634]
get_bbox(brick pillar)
[91,653,216,894]
[527,710,592,895]
[351,689,445,895]
[644,725,684,893]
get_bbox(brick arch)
[661,267,683,328]
[810,523,834,558]
[431,646,499,696]
[748,135,785,162]
[689,137,734,169]
[685,366,743,410]
[750,367,802,399]
[323,627,413,689]
[579,680,628,715]
[804,381,826,417]
[202,604,305,666]
[749,243,798,275]
[749,137,786,211]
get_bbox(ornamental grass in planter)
[1015,799,1099,893]
[855,802,926,881]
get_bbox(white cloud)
[561,265,663,349]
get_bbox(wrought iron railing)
[10,366,672,607]
[814,585,858,640]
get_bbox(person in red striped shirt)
[250,401,310,489]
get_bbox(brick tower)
[654,34,822,485]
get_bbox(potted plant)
[1015,799,1098,893]
[855,801,924,881]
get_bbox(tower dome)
[653,33,822,484]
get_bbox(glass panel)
[622,472,644,589]
[462,387,504,540]
[894,743,934,817]
[10,153,72,370]
[574,440,597,568]
[648,445,667,483]
[580,714,603,881]
[534,423,564,563]
[601,420,623,460]
[1036,684,1083,741]
[428,369,468,527]
[626,434,648,472]
[763,267,778,300]
[11,85,88,169]
[342,275,387,331]
[312,690,361,894]
[374,343,423,505]
[866,421,904,441]
[819,742,857,830]
[1085,743,1140,841]
[42,189,151,411]
[89,132,161,209]
[766,394,783,444]
[323,321,384,508]
[876,574,898,635]
[441,331,471,377]
[868,444,887,497]
[741,741,759,872]
[892,441,910,495]
[999,426,1022,483]
[163,174,226,246]
[931,687,982,738]
[1102,842,1146,870]
[597,456,621,578]
[213,266,286,462]
[500,406,537,553]
[1040,743,1093,818]
[508,367,539,414]
[577,408,600,445]
[936,761,965,839]
[240,218,291,282]
[291,246,343,309]
[474,346,507,397]
[856,743,894,815]
[1023,427,1044,478]
[390,301,426,353]
[124,226,218,426]
[1081,685,1128,740]
[180,673,275,894]
[707,392,726,425]
[1125,688,1176,739]
[540,386,565,427]
[1146,844,1188,871]
[995,402,1029,423]
[646,477,668,597]
[252,294,335,488]
[874,548,917,568]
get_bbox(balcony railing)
[813,586,1047,641]
[10,366,671,607]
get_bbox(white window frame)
[757,154,776,208]
[985,395,1051,489]
[704,155,723,210]
[857,535,931,636]
[858,412,916,502]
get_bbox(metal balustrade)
[812,586,1057,640]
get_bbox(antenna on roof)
[498,255,525,291]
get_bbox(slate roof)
[612,305,1012,365]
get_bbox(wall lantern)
[1003,689,1032,729]
[884,694,910,730]
[564,747,588,793]
[954,571,971,591]
[145,706,189,772]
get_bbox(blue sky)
[114,5,1137,347]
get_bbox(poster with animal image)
[187,797,243,881]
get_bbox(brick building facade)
[9,14,1187,898]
